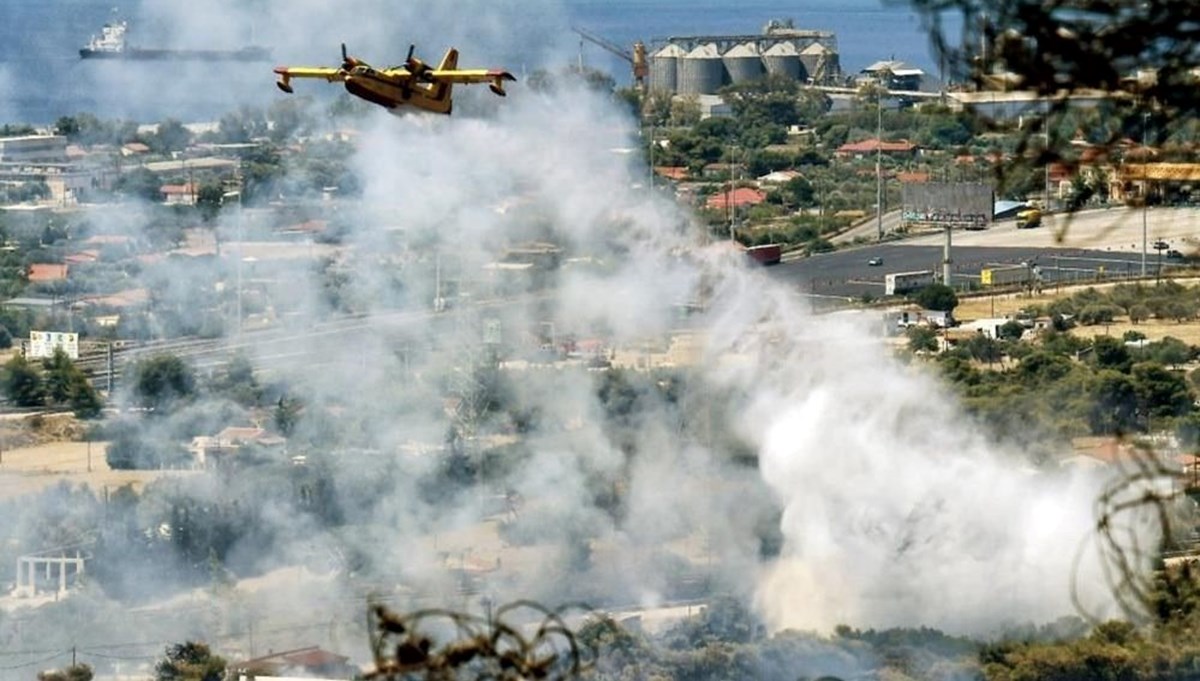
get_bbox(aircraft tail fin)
[437,48,459,72]
[428,48,459,114]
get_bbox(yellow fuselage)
[343,66,452,114]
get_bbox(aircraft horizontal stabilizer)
[488,70,516,97]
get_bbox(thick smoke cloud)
[0,0,1156,673]
[733,311,1126,632]
[257,86,1134,634]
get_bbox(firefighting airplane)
[273,43,516,115]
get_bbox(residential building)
[228,646,358,681]
[160,182,198,206]
[835,138,918,159]
[706,187,767,212]
[27,263,68,283]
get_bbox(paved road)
[771,244,1153,301]
[776,206,1199,301]
[904,206,1200,252]
[832,209,905,245]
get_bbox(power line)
[0,652,68,671]
[0,647,71,658]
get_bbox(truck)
[1015,207,1042,229]
[980,265,1033,287]
[745,243,782,266]
[885,270,935,296]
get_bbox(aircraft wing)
[274,66,344,82]
[428,68,517,96]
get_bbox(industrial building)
[0,135,68,163]
[649,18,842,95]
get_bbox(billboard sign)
[901,182,994,228]
[29,331,79,359]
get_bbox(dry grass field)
[956,278,1200,344]
[0,429,195,502]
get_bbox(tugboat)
[79,16,271,61]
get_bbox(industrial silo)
[722,42,764,85]
[799,42,840,84]
[762,41,802,81]
[677,43,725,95]
[649,43,686,92]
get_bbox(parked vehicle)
[1015,208,1042,229]
[981,265,1033,287]
[885,270,935,295]
[745,243,782,266]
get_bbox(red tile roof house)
[895,171,931,184]
[64,250,100,265]
[835,138,919,159]
[188,426,286,467]
[228,646,358,680]
[121,141,150,156]
[27,263,68,283]
[160,182,198,206]
[654,166,689,181]
[706,187,767,212]
[83,234,133,247]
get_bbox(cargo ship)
[79,19,271,61]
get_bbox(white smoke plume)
[0,0,1158,674]
[240,82,1135,635]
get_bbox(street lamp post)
[223,190,243,339]
[1042,130,1051,212]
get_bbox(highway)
[771,206,1200,301]
[771,244,1150,301]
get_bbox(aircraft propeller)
[405,44,434,82]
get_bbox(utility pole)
[942,225,953,288]
[223,190,244,338]
[1141,112,1149,278]
[647,124,654,191]
[105,342,113,394]
[1042,130,1051,212]
[727,143,735,241]
[876,91,884,241]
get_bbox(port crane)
[571,26,648,91]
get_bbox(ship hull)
[80,47,271,61]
